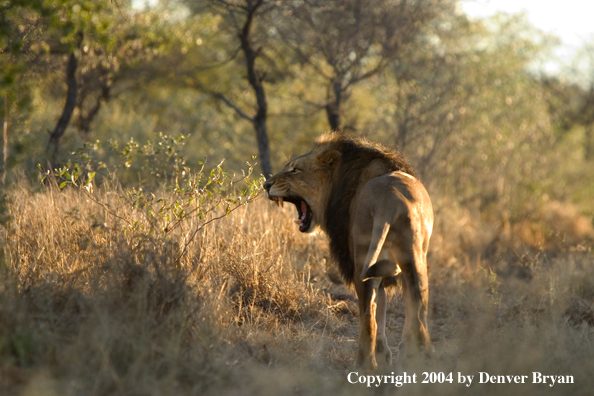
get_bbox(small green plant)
[39,134,264,261]
[479,266,501,301]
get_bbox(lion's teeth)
[279,197,284,207]
[294,219,302,226]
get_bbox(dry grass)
[1,183,594,395]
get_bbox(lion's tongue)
[300,201,307,221]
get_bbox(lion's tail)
[360,221,401,282]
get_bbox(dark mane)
[320,134,417,284]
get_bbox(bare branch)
[211,91,255,123]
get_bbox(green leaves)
[40,134,265,260]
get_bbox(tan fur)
[263,133,434,370]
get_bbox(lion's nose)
[263,179,274,192]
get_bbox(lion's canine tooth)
[279,197,284,207]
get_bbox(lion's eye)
[290,168,301,174]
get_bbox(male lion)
[263,132,433,370]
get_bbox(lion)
[263,132,434,370]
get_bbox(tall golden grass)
[1,182,594,395]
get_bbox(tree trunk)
[325,104,340,132]
[47,32,82,166]
[325,79,342,131]
[2,93,7,185]
[239,1,273,177]
[77,84,110,138]
[254,119,272,176]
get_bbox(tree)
[186,0,277,177]
[69,7,175,139]
[1,0,50,177]
[47,31,83,164]
[2,0,178,168]
[555,40,594,161]
[361,12,558,215]
[275,0,455,131]
[1,0,115,166]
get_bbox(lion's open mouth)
[270,195,313,232]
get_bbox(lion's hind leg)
[354,227,395,369]
[355,278,381,369]
[397,253,432,369]
[375,281,392,366]
[354,276,392,369]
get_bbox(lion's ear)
[315,150,341,169]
